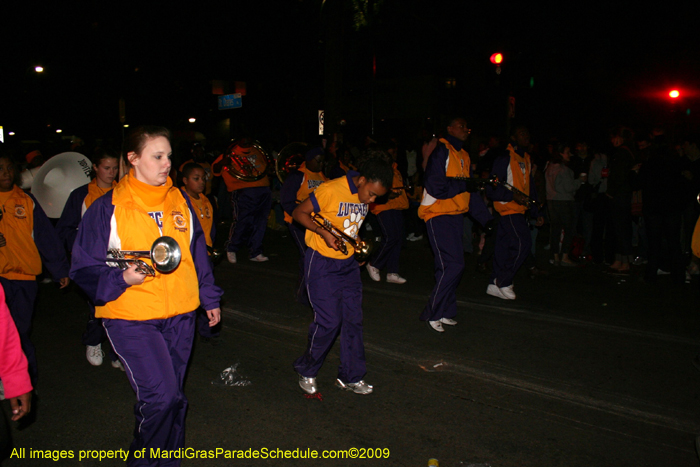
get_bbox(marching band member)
[485,124,543,300]
[280,147,327,305]
[56,148,121,368]
[70,126,222,466]
[366,148,410,284]
[212,138,271,264]
[180,162,220,341]
[0,154,70,385]
[292,158,392,395]
[418,118,492,332]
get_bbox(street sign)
[218,93,242,110]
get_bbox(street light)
[35,66,44,73]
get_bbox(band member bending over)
[292,158,392,395]
[70,126,222,466]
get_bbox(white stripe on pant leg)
[510,215,523,278]
[103,322,147,434]
[305,250,320,352]
[429,219,447,312]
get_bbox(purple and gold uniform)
[486,144,540,289]
[281,162,327,304]
[70,172,222,462]
[57,178,118,359]
[293,172,369,384]
[369,162,408,276]
[213,151,271,259]
[180,189,219,339]
[418,136,491,323]
[0,185,70,382]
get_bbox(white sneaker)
[409,234,423,242]
[427,320,444,332]
[227,251,237,264]
[366,263,381,281]
[111,359,125,372]
[386,273,406,284]
[486,284,507,300]
[499,284,516,299]
[406,233,416,241]
[439,317,457,326]
[86,344,104,366]
[250,254,269,262]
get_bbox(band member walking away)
[56,148,121,369]
[485,125,543,300]
[292,158,392,395]
[418,118,492,333]
[366,148,410,284]
[280,147,327,306]
[70,126,222,466]
[0,153,70,386]
[212,138,271,264]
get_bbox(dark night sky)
[2,1,698,148]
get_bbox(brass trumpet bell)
[106,236,182,276]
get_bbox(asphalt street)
[2,224,700,467]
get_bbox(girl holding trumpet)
[292,157,392,395]
[70,126,222,466]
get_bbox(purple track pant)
[490,213,531,288]
[420,214,464,323]
[370,210,404,274]
[293,249,366,384]
[227,186,272,258]
[103,311,195,467]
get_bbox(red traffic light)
[490,53,503,65]
[669,89,680,99]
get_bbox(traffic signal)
[669,89,680,99]
[490,53,503,75]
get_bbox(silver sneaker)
[335,379,373,395]
[298,374,318,394]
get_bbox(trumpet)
[311,213,373,262]
[106,236,182,276]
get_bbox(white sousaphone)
[31,152,93,218]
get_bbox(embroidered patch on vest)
[14,205,27,219]
[172,211,188,232]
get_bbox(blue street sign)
[218,93,242,110]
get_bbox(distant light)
[123,124,129,128]
[56,129,62,134]
[490,53,503,65]
[9,132,15,136]
[669,89,680,99]
[687,108,691,116]
[188,118,196,123]
[530,77,535,88]
[35,66,44,73]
